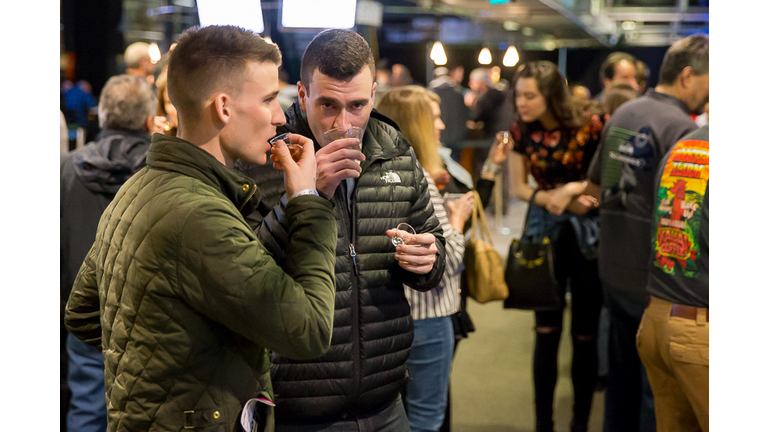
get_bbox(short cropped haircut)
[167,25,282,122]
[658,35,709,85]
[299,29,375,95]
[124,42,151,69]
[599,52,637,82]
[98,74,156,131]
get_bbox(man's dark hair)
[167,25,282,122]
[299,29,375,95]
[658,35,709,86]
[599,51,637,82]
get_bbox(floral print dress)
[511,114,605,190]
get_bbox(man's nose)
[272,101,286,126]
[333,110,352,129]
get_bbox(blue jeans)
[602,286,656,432]
[274,396,410,432]
[66,334,107,432]
[404,316,455,432]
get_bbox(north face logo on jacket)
[380,171,402,184]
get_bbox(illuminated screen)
[197,0,265,33]
[281,0,357,29]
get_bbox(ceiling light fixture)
[148,43,162,64]
[502,45,519,67]
[478,47,492,65]
[430,41,448,66]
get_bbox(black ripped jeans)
[532,221,603,432]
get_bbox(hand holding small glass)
[268,132,317,198]
[386,223,438,275]
[314,127,365,198]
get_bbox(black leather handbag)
[503,194,563,311]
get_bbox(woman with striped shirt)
[377,86,474,432]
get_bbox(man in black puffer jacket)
[237,29,446,430]
[60,74,164,431]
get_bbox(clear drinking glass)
[322,126,365,164]
[391,223,416,246]
[269,132,303,161]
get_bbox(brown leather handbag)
[464,191,509,304]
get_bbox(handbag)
[503,192,563,311]
[464,190,509,303]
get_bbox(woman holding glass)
[507,61,604,432]
[377,86,474,432]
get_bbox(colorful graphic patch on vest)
[652,139,709,277]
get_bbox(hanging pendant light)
[430,41,448,66]
[478,47,492,65]
[502,45,519,67]
[148,43,162,64]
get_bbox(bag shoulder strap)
[470,190,493,245]
[521,190,540,235]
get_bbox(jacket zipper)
[341,180,362,408]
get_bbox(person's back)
[65,25,337,432]
[587,35,709,432]
[637,125,709,432]
[430,72,469,150]
[60,74,156,432]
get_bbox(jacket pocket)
[669,341,709,367]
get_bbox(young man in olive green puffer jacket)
[65,25,337,432]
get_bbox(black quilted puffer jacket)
[65,135,338,432]
[237,104,446,424]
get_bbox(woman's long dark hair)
[511,61,582,130]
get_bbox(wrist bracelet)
[290,188,319,200]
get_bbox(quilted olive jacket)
[64,135,337,432]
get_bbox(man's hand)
[270,133,317,198]
[150,115,168,135]
[315,138,364,198]
[385,229,438,275]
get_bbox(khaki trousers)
[636,296,709,432]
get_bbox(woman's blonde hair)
[376,85,443,178]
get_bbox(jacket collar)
[146,134,260,215]
[645,88,691,115]
[279,103,411,169]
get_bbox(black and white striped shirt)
[404,172,464,320]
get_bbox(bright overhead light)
[502,45,519,67]
[522,27,535,37]
[621,21,636,31]
[543,40,557,51]
[478,47,492,65]
[503,20,520,31]
[430,41,448,66]
[148,43,162,64]
[197,0,265,33]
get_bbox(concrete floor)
[449,199,605,432]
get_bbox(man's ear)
[214,93,231,124]
[678,66,694,90]
[297,81,307,112]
